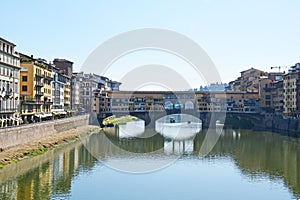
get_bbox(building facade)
[53,59,73,77]
[72,72,121,113]
[19,54,53,122]
[53,59,72,111]
[226,68,268,93]
[52,70,65,111]
[71,73,80,110]
[283,63,300,118]
[0,37,21,127]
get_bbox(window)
[22,76,28,82]
[22,86,27,91]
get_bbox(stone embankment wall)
[0,114,89,150]
[252,114,300,137]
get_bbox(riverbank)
[0,125,100,168]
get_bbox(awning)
[53,111,67,115]
[41,113,52,118]
[34,114,42,118]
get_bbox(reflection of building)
[0,37,21,127]
[20,53,53,122]
[164,140,194,155]
[0,143,93,200]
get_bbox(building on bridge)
[283,63,300,118]
[259,72,284,115]
[93,90,260,119]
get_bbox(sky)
[1,0,300,89]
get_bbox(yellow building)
[19,53,53,122]
[283,72,298,117]
[64,76,71,110]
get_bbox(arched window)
[174,101,183,109]
[164,101,173,110]
[185,101,194,110]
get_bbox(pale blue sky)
[1,0,300,86]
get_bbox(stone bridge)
[99,110,261,129]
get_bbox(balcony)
[5,89,13,97]
[0,109,17,113]
[36,91,44,96]
[35,73,44,78]
[22,99,44,105]
[44,74,53,80]
[35,81,44,87]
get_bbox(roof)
[240,67,265,74]
[19,52,55,70]
[0,37,16,47]
[53,58,73,64]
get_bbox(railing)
[0,109,17,113]
[44,75,53,80]
[35,81,44,87]
[35,91,44,96]
[35,73,43,78]
[22,99,44,104]
[5,90,13,96]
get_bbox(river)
[0,128,299,200]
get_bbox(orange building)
[19,53,53,122]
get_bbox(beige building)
[227,68,268,93]
[283,64,300,117]
[64,76,71,110]
[259,72,284,114]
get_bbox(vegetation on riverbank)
[102,115,138,126]
[0,126,100,168]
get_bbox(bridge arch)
[184,101,194,110]
[164,101,173,110]
[174,101,183,109]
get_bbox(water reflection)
[116,120,145,138]
[0,141,97,200]
[155,114,202,140]
[0,129,299,199]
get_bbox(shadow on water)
[0,128,299,199]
